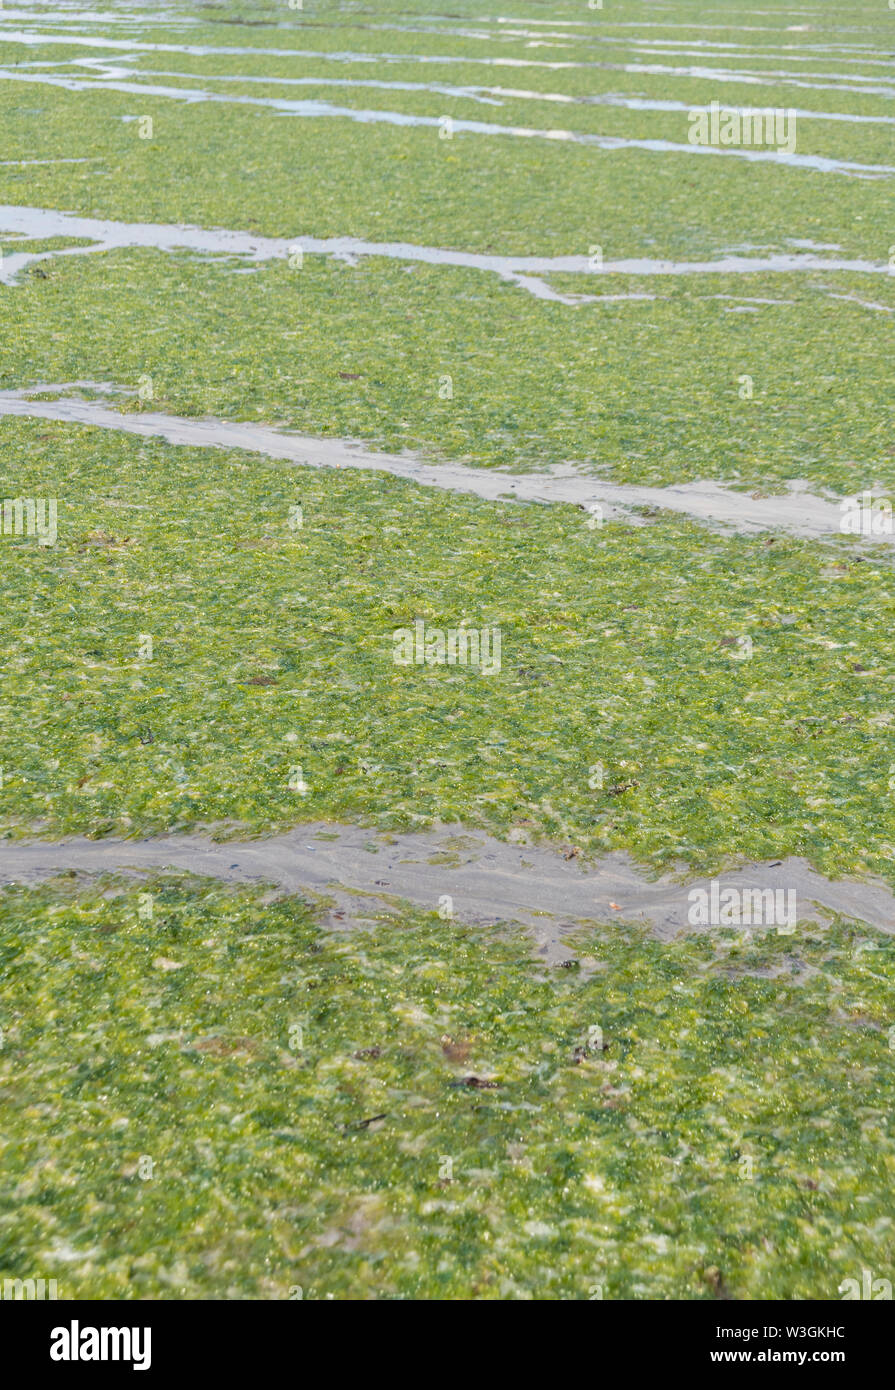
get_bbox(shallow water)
[622,59,895,94]
[464,87,895,124]
[0,824,891,948]
[0,7,195,27]
[0,205,888,303]
[28,59,512,104]
[31,59,893,127]
[0,385,872,544]
[3,27,894,98]
[1,66,889,176]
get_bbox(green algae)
[0,872,892,1299]
[3,416,895,886]
[1,248,892,492]
[0,0,892,490]
[2,0,895,1302]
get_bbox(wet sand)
[0,824,891,961]
[0,385,875,543]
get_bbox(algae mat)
[1,0,893,1302]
